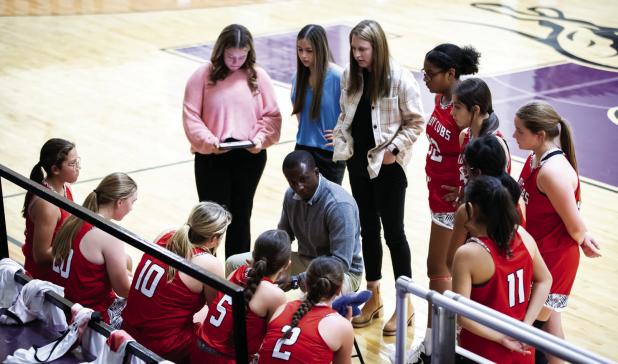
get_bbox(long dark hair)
[209,24,258,94]
[424,43,480,79]
[464,136,520,204]
[243,230,291,307]
[281,257,343,339]
[292,24,334,120]
[22,138,75,218]
[464,176,519,256]
[453,78,499,136]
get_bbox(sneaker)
[389,341,431,364]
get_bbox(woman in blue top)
[292,24,346,184]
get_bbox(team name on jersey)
[518,177,530,205]
[427,115,452,141]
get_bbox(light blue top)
[291,65,342,152]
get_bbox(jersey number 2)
[507,268,525,307]
[272,325,301,360]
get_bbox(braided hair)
[243,230,291,307]
[282,257,343,339]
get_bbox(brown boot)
[352,285,383,328]
[382,296,414,336]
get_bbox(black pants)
[294,144,346,185]
[194,149,266,258]
[347,158,411,281]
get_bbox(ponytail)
[52,173,136,261]
[282,257,342,339]
[558,118,578,173]
[516,101,577,173]
[243,229,291,307]
[23,138,75,218]
[165,202,231,281]
[465,176,519,256]
[424,43,480,78]
[478,111,499,137]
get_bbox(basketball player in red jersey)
[50,172,137,329]
[414,43,480,361]
[452,176,552,364]
[514,101,600,364]
[121,201,231,363]
[22,138,80,281]
[258,257,354,364]
[193,230,291,363]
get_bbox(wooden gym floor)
[1,1,617,362]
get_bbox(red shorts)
[541,242,580,310]
[426,174,458,214]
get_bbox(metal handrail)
[0,163,249,363]
[394,276,614,364]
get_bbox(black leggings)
[347,158,411,281]
[194,149,266,258]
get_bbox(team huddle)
[20,19,601,364]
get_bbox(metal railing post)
[0,178,8,258]
[394,285,407,364]
[431,306,456,364]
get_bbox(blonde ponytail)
[165,201,231,281]
[52,173,137,261]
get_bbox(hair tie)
[93,189,98,194]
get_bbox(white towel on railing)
[0,258,24,308]
[0,279,67,331]
[81,330,148,364]
[3,306,94,364]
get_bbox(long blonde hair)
[348,19,391,103]
[165,201,231,281]
[516,101,578,173]
[52,172,137,260]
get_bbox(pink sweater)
[182,62,282,154]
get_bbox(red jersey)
[258,300,337,364]
[459,233,534,364]
[50,221,116,323]
[23,183,73,281]
[518,151,580,298]
[193,265,271,364]
[122,231,208,363]
[518,152,580,254]
[425,95,460,213]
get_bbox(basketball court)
[1,1,617,361]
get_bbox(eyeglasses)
[421,68,444,81]
[67,157,81,169]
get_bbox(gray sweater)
[278,176,364,276]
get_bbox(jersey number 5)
[507,268,525,307]
[134,259,165,298]
[272,325,301,360]
[209,295,232,327]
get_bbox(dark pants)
[295,144,346,185]
[347,158,411,281]
[194,149,266,258]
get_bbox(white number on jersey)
[427,137,443,163]
[209,294,232,327]
[52,249,74,279]
[134,259,165,298]
[272,325,301,360]
[507,268,525,307]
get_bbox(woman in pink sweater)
[183,24,282,258]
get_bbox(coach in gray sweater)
[226,150,363,293]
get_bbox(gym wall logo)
[609,107,618,126]
[470,3,618,71]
